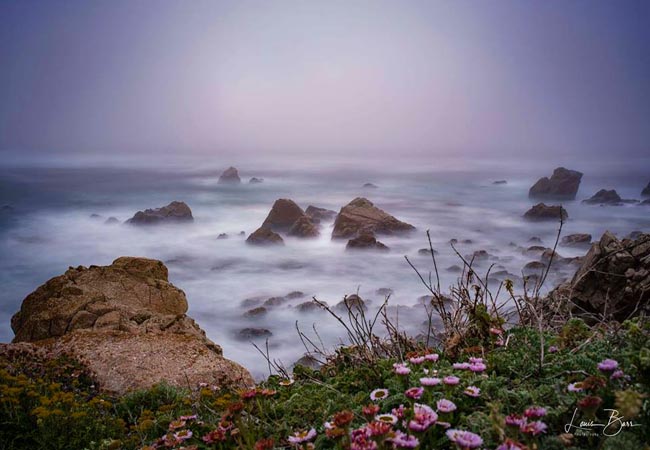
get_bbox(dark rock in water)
[446,265,462,273]
[244,306,267,317]
[641,199,650,205]
[249,177,263,184]
[218,167,241,184]
[449,238,458,245]
[523,203,568,221]
[1,205,14,213]
[547,231,650,323]
[293,354,322,370]
[467,250,489,261]
[363,183,378,189]
[523,261,546,273]
[246,227,284,246]
[237,328,272,340]
[376,287,394,296]
[529,167,583,200]
[104,217,120,225]
[560,233,592,248]
[9,257,253,394]
[217,233,229,239]
[262,199,306,232]
[296,300,325,313]
[346,233,389,251]
[90,213,103,219]
[305,205,337,223]
[418,248,439,256]
[332,197,415,239]
[526,245,546,253]
[288,215,319,238]
[335,294,366,312]
[641,181,650,197]
[528,237,543,243]
[461,239,473,244]
[286,291,305,299]
[263,296,287,307]
[239,231,246,236]
[492,180,507,185]
[241,297,264,308]
[582,189,636,205]
[127,201,193,225]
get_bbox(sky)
[0,0,649,163]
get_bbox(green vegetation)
[1,319,648,449]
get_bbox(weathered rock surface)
[288,215,320,238]
[346,233,389,251]
[305,205,337,223]
[261,199,307,232]
[523,203,568,221]
[582,189,636,205]
[218,167,241,184]
[529,167,583,200]
[332,197,415,239]
[126,201,193,225]
[561,233,592,248]
[246,227,284,246]
[9,257,253,394]
[547,231,650,323]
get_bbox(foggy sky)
[1,0,649,161]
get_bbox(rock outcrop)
[547,231,650,323]
[126,201,193,225]
[305,205,337,223]
[249,177,263,184]
[346,233,389,251]
[529,167,583,200]
[523,203,568,221]
[261,199,307,232]
[582,189,636,205]
[218,167,241,184]
[332,198,415,239]
[288,215,320,238]
[642,182,650,197]
[246,227,284,246]
[561,233,592,248]
[10,257,253,394]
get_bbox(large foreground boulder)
[547,232,650,323]
[560,233,592,248]
[218,166,241,184]
[126,201,193,225]
[332,198,415,239]
[523,203,568,221]
[529,167,583,200]
[9,257,253,394]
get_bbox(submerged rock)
[305,205,337,223]
[529,167,583,200]
[287,215,319,238]
[217,233,229,239]
[492,180,507,185]
[126,201,193,225]
[582,189,636,205]
[332,197,415,239]
[237,328,272,340]
[523,203,568,221]
[335,294,367,312]
[9,257,253,394]
[218,166,241,184]
[105,217,120,225]
[346,233,389,251]
[561,233,592,248]
[547,231,650,323]
[363,183,378,189]
[642,182,650,197]
[249,177,263,184]
[246,227,284,246]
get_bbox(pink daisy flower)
[405,387,424,400]
[389,431,419,448]
[370,388,389,401]
[443,375,460,385]
[424,353,440,362]
[597,359,618,373]
[436,398,457,413]
[409,356,426,365]
[420,377,441,386]
[393,363,411,376]
[288,428,317,444]
[446,429,483,448]
[464,386,481,397]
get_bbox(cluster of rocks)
[246,199,336,245]
[218,166,263,185]
[7,257,253,394]
[547,231,650,323]
[126,201,193,225]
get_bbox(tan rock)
[261,199,306,232]
[332,198,415,239]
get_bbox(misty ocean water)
[1,157,648,378]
